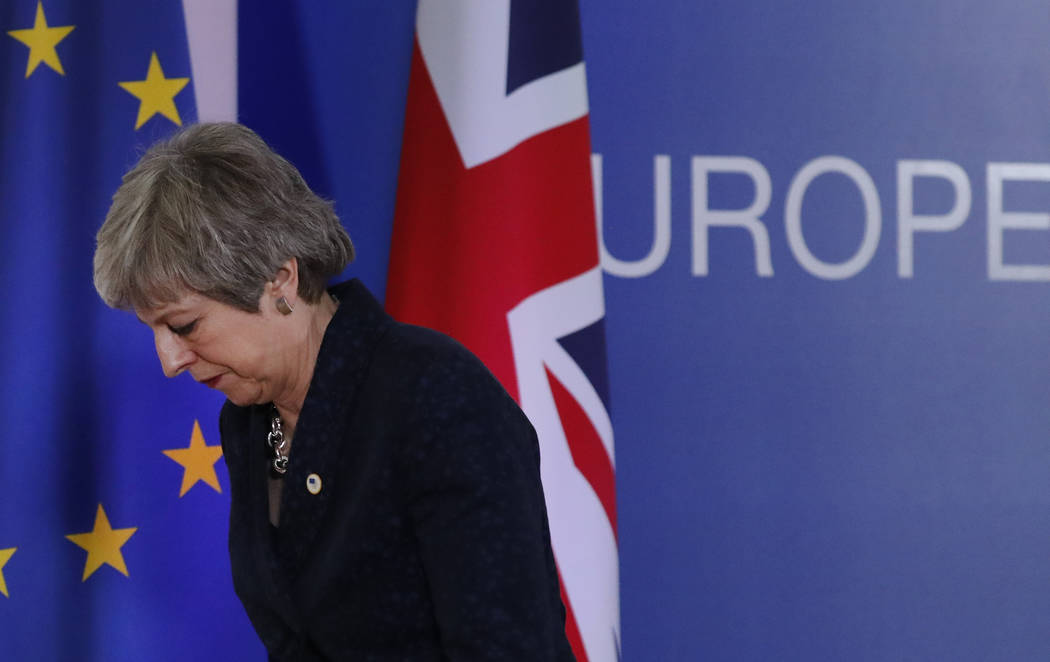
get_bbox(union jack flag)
[385,2,619,660]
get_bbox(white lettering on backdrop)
[593,155,1050,281]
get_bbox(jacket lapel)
[272,280,392,583]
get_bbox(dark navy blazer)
[219,280,575,661]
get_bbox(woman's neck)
[273,293,339,435]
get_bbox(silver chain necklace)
[267,407,290,475]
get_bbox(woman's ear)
[266,257,299,300]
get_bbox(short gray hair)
[94,122,354,311]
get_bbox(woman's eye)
[169,320,198,336]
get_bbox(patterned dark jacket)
[219,279,575,661]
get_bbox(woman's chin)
[224,393,254,407]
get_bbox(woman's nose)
[154,331,195,377]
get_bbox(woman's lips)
[203,374,222,389]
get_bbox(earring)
[275,296,294,315]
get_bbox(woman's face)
[136,291,291,407]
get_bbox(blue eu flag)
[0,2,260,659]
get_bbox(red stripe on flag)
[387,41,599,401]
[545,367,617,539]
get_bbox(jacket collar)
[249,279,393,586]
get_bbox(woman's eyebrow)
[135,307,181,327]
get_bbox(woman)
[93,122,576,661]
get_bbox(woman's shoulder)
[373,322,528,434]
[379,322,501,392]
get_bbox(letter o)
[785,156,881,280]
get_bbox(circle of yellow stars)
[1,1,214,598]
[0,418,223,596]
[2,1,218,598]
[6,1,191,130]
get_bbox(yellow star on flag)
[117,51,190,130]
[6,1,75,78]
[65,504,137,581]
[0,548,16,598]
[163,419,224,497]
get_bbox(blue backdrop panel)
[235,2,1050,661]
[583,1,1050,660]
